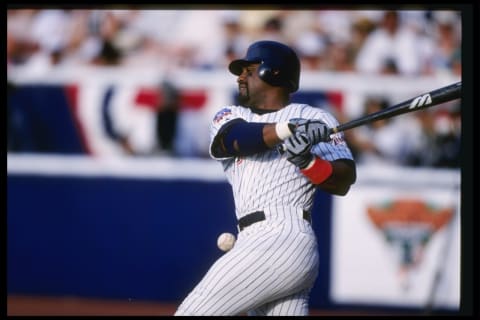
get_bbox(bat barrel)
[328,81,461,135]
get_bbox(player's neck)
[254,94,290,112]
[248,106,282,114]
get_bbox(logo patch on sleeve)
[213,108,232,123]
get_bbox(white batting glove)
[284,131,314,169]
[289,118,331,144]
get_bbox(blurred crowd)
[7,9,462,168]
[343,96,461,168]
[7,9,462,75]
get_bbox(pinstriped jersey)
[209,103,354,220]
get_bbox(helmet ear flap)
[258,64,281,87]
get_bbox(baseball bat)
[328,81,462,135]
[278,81,461,153]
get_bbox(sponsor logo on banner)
[367,199,454,291]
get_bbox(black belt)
[238,210,311,231]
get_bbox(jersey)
[174,103,354,316]
[209,103,353,220]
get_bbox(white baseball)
[217,232,236,252]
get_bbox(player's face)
[236,64,267,107]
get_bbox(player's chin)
[237,92,249,105]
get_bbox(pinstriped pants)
[175,209,319,316]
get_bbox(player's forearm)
[316,159,356,196]
[215,121,291,157]
[262,123,285,148]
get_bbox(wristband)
[300,157,333,185]
[275,122,293,140]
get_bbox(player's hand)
[284,131,314,169]
[289,118,331,144]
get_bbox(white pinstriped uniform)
[175,103,354,316]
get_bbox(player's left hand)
[289,118,331,144]
[284,131,314,169]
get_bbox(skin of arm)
[316,159,356,196]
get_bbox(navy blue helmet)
[228,40,301,93]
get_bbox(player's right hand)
[289,118,331,144]
[284,131,314,169]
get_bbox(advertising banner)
[330,165,460,310]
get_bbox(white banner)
[330,164,460,309]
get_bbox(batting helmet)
[228,40,300,93]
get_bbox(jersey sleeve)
[209,106,245,160]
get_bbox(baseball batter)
[175,40,356,316]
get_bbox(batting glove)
[289,118,331,144]
[284,131,314,169]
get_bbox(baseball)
[217,232,236,252]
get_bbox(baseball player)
[175,40,356,316]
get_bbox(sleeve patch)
[213,108,232,124]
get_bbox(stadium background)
[7,7,472,316]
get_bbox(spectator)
[404,103,461,168]
[348,17,376,64]
[429,11,462,76]
[91,39,122,66]
[10,9,71,74]
[89,11,124,66]
[155,81,180,156]
[220,11,250,68]
[7,10,38,67]
[354,11,424,76]
[324,40,355,72]
[294,31,327,70]
[260,15,286,42]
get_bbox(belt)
[238,210,311,231]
